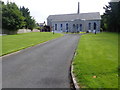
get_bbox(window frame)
[55,24,57,30]
[66,23,68,30]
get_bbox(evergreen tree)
[102,1,120,32]
[20,6,36,30]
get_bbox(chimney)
[77,2,80,14]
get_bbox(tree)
[28,17,36,31]
[20,6,36,30]
[102,1,120,32]
[2,2,25,31]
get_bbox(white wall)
[52,21,70,32]
[50,20,101,32]
[70,19,85,32]
[17,29,39,33]
[85,20,101,32]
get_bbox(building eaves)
[47,12,101,22]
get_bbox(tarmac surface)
[2,34,80,88]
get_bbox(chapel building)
[47,2,101,33]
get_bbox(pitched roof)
[47,12,101,22]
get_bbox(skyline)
[3,0,111,23]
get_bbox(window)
[73,24,75,28]
[66,23,68,30]
[77,24,78,30]
[60,24,63,27]
[60,24,63,30]
[55,24,57,30]
[94,22,96,30]
[80,24,82,31]
[88,23,91,30]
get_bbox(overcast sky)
[3,0,112,23]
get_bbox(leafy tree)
[2,1,36,34]
[101,15,108,31]
[2,2,25,31]
[102,1,120,32]
[20,6,36,30]
[28,17,36,31]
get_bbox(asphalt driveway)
[2,34,80,88]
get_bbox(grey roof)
[47,12,101,22]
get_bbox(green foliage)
[20,6,36,30]
[1,32,63,56]
[102,2,120,32]
[36,26,41,30]
[2,1,36,32]
[2,2,25,31]
[73,32,118,88]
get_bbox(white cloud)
[3,0,110,23]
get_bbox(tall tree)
[2,2,25,31]
[20,6,36,30]
[102,1,120,32]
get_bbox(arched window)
[94,22,97,30]
[66,23,68,30]
[88,23,91,30]
[55,24,57,30]
[77,24,78,30]
[60,24,63,30]
[80,24,82,31]
[73,24,75,28]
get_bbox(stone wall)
[1,29,40,35]
[17,29,40,33]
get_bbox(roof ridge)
[47,12,101,21]
[48,12,100,17]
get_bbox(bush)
[86,30,89,33]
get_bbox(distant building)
[39,21,46,28]
[38,22,51,32]
[47,2,101,33]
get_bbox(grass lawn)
[0,32,63,56]
[73,32,118,88]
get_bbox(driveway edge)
[70,35,81,90]
[71,64,80,90]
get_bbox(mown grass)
[0,32,63,56]
[73,32,118,88]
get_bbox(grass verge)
[0,32,63,56]
[73,32,118,88]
